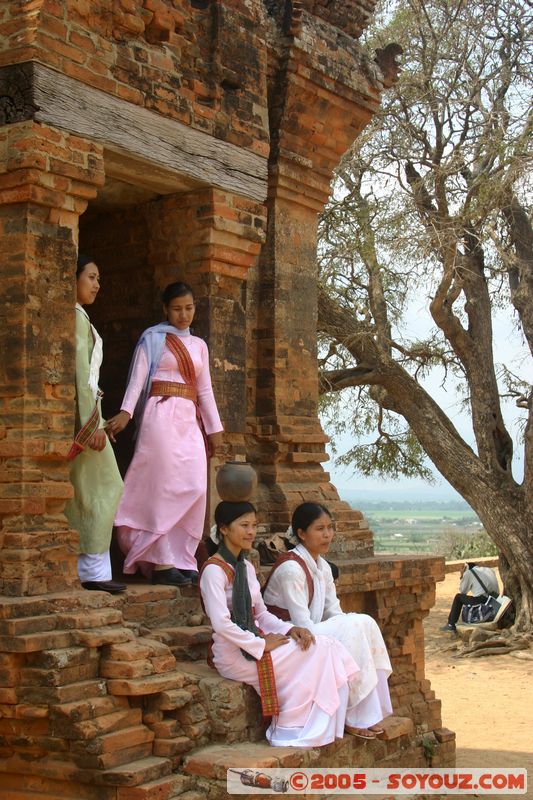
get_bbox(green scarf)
[217,542,261,661]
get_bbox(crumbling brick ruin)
[0,1,455,797]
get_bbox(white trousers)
[346,670,393,728]
[78,551,112,582]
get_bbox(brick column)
[247,27,382,554]
[0,121,104,595]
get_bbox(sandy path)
[424,572,532,797]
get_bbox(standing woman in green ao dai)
[65,254,125,593]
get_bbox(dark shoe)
[180,570,199,585]
[82,580,127,594]
[440,623,457,633]
[151,568,191,586]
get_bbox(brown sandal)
[345,725,376,739]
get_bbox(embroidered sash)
[164,334,208,453]
[68,309,103,460]
[67,392,102,460]
[262,552,315,621]
[199,556,280,717]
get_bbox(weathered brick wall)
[0,121,104,596]
[337,555,445,731]
[1,0,270,155]
[0,572,454,800]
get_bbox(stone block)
[107,672,186,696]
[99,755,173,786]
[152,736,194,758]
[72,740,154,770]
[434,727,455,743]
[100,658,155,679]
[51,694,129,723]
[146,688,194,711]
[73,627,134,648]
[379,715,414,740]
[71,723,154,756]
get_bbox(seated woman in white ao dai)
[263,502,393,739]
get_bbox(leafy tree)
[318,0,533,628]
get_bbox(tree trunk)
[471,490,533,631]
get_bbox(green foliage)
[440,527,499,560]
[319,383,435,480]
[422,734,436,764]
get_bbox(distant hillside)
[339,496,490,556]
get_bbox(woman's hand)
[262,633,290,652]
[105,411,131,442]
[88,429,107,451]
[207,431,223,458]
[288,627,315,651]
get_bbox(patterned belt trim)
[149,380,197,402]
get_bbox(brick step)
[73,741,155,771]
[71,723,154,757]
[107,670,187,696]
[0,773,188,800]
[118,583,201,629]
[0,629,76,653]
[175,661,264,744]
[0,754,172,788]
[51,693,130,724]
[73,626,135,648]
[56,607,124,630]
[18,678,109,705]
[99,755,173,787]
[114,774,192,800]
[156,626,212,661]
[183,741,308,780]
[0,590,122,620]
[0,613,60,636]
[378,715,414,740]
[25,646,97,670]
[183,716,416,781]
[56,707,143,740]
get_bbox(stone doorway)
[78,153,201,476]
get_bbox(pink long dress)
[200,559,359,747]
[115,335,223,575]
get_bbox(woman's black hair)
[291,502,332,543]
[215,501,256,533]
[206,501,257,555]
[76,253,95,278]
[161,281,195,305]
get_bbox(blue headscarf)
[128,322,190,432]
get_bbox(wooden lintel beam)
[2,62,268,202]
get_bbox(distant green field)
[357,503,484,555]
[368,510,476,521]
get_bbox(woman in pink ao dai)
[200,501,360,747]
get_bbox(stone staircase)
[0,566,455,799]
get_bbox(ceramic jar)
[215,461,257,502]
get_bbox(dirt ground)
[424,571,532,797]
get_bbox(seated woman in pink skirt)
[200,501,360,747]
[263,502,393,739]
